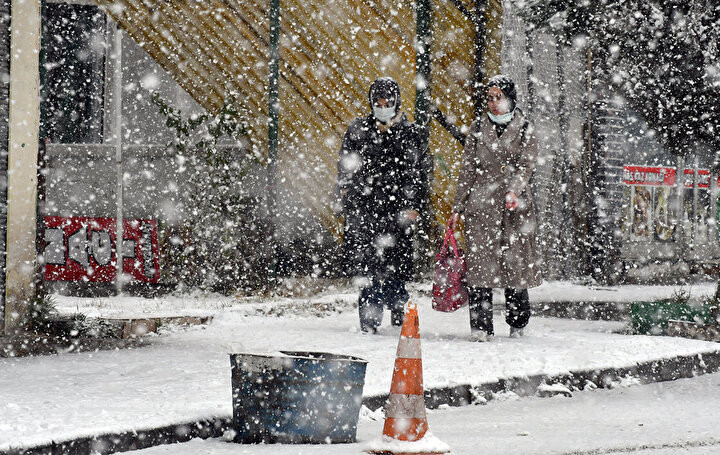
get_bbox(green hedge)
[631,300,714,335]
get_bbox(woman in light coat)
[449,75,542,341]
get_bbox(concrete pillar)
[4,0,41,334]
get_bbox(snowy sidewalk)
[531,280,715,304]
[49,280,718,320]
[2,283,720,452]
[529,281,717,320]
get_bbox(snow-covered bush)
[152,93,269,294]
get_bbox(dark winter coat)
[336,112,429,281]
[453,110,542,288]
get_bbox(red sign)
[622,165,676,186]
[44,216,160,283]
[683,169,712,188]
[623,165,720,188]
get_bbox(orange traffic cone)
[366,301,450,455]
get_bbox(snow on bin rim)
[278,350,368,363]
[229,350,367,362]
[229,351,368,373]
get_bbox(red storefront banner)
[622,165,676,186]
[623,165,720,188]
[44,216,160,283]
[683,169,713,188]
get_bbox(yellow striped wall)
[95,0,502,241]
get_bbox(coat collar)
[477,109,525,149]
[365,111,408,132]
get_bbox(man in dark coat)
[335,77,429,333]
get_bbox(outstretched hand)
[404,209,420,221]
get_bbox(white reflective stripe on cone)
[396,337,422,359]
[385,393,427,419]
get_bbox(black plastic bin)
[230,351,368,444]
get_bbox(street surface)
[131,371,720,454]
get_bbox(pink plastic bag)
[432,227,469,312]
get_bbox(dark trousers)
[359,279,408,331]
[469,287,530,335]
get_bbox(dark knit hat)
[368,77,401,111]
[487,74,517,109]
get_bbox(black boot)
[359,280,383,333]
[469,287,494,336]
[505,288,530,331]
[383,279,408,327]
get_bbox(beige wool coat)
[452,110,542,289]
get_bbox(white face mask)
[373,105,396,124]
[488,110,514,125]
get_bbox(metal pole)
[555,37,572,275]
[692,155,699,248]
[712,168,718,249]
[415,0,433,273]
[525,26,535,119]
[267,0,280,287]
[114,27,124,294]
[708,167,718,248]
[268,0,279,168]
[473,1,487,120]
[415,0,432,135]
[581,45,593,276]
[676,155,686,259]
[585,47,592,183]
[35,0,47,309]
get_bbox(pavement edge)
[3,350,719,455]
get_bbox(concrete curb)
[531,301,630,321]
[47,316,213,340]
[1,419,230,455]
[4,350,720,455]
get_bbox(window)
[43,3,106,144]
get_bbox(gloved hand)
[448,212,460,230]
[505,192,518,211]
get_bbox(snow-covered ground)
[50,281,717,319]
[2,281,719,452]
[129,371,720,455]
[530,281,715,304]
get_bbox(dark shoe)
[361,325,378,334]
[505,288,530,328]
[384,279,408,327]
[359,281,384,332]
[469,287,494,335]
[390,311,404,327]
[469,329,490,342]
